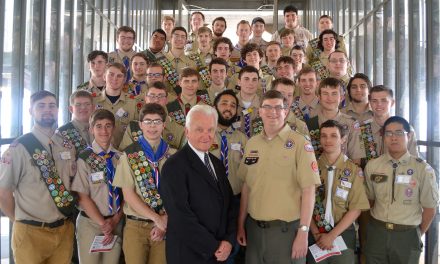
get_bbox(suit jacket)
[160,143,236,264]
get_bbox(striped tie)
[123,56,131,83]
[244,113,251,138]
[99,151,121,214]
[204,153,217,182]
[220,131,229,177]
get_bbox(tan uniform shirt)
[306,35,348,64]
[286,111,310,136]
[163,51,198,91]
[318,154,369,224]
[342,103,374,123]
[227,69,273,97]
[108,49,136,65]
[272,26,313,48]
[184,32,199,54]
[249,38,269,51]
[113,145,176,219]
[364,152,439,225]
[237,124,321,222]
[0,128,68,222]
[230,43,246,63]
[236,93,261,137]
[77,80,104,96]
[210,126,248,195]
[317,110,365,160]
[291,96,320,121]
[126,78,149,97]
[93,90,140,149]
[71,141,122,216]
[166,96,206,126]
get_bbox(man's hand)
[150,226,166,241]
[154,214,168,231]
[215,240,232,261]
[237,225,247,246]
[316,233,336,250]
[291,230,308,259]
[101,233,115,246]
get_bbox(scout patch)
[244,156,259,165]
[166,133,174,142]
[358,170,364,178]
[311,161,318,172]
[343,168,351,177]
[371,174,387,183]
[304,143,314,152]
[405,187,413,197]
[284,139,294,149]
[407,169,414,175]
[210,143,219,151]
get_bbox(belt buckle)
[386,223,394,230]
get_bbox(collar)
[262,123,291,141]
[319,153,347,169]
[217,125,235,135]
[71,119,89,132]
[345,102,373,115]
[32,126,55,150]
[166,51,186,61]
[385,151,411,165]
[236,92,260,109]
[299,96,319,109]
[91,140,118,155]
[96,90,128,103]
[188,141,208,164]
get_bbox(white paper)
[89,235,117,253]
[308,235,347,262]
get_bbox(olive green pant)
[365,218,422,264]
[245,216,305,264]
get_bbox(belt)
[126,215,154,223]
[370,217,417,231]
[18,218,68,228]
[80,211,113,219]
[250,216,293,229]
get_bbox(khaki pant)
[76,214,123,264]
[365,218,422,264]
[245,216,305,264]
[12,220,74,264]
[123,217,166,264]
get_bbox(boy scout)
[93,62,139,149]
[114,103,176,264]
[108,26,137,83]
[251,78,309,137]
[237,90,321,264]
[291,67,320,121]
[261,41,281,76]
[342,73,373,122]
[158,26,197,92]
[185,11,205,53]
[187,26,215,89]
[364,116,439,264]
[166,68,205,126]
[72,109,124,264]
[119,81,185,150]
[127,52,150,96]
[0,91,76,264]
[213,37,242,86]
[305,77,364,163]
[231,20,252,63]
[77,50,108,95]
[308,120,369,264]
[196,57,229,106]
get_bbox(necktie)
[98,151,121,214]
[184,103,191,115]
[391,161,399,203]
[122,56,131,83]
[324,166,335,227]
[204,153,217,182]
[244,112,251,138]
[220,131,229,177]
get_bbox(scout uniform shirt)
[187,49,215,89]
[196,86,228,106]
[108,49,137,83]
[210,126,248,195]
[157,51,197,92]
[227,69,273,97]
[251,111,310,138]
[225,61,242,88]
[306,110,365,160]
[291,96,320,121]
[126,77,149,97]
[314,154,369,231]
[72,141,122,216]
[119,117,185,151]
[0,127,72,222]
[143,48,165,63]
[51,120,92,189]
[272,26,313,48]
[77,80,105,96]
[166,95,205,127]
[93,90,140,149]
[359,118,419,161]
[342,103,374,123]
[230,43,245,63]
[249,38,269,52]
[236,92,261,138]
[113,140,176,219]
[237,124,321,222]
[184,31,198,54]
[364,152,439,225]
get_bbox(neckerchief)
[97,150,121,214]
[138,135,169,189]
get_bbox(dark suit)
[160,143,236,264]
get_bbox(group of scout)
[0,4,438,264]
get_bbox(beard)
[35,117,57,128]
[217,109,237,127]
[214,31,223,37]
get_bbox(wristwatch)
[298,225,310,232]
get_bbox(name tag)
[60,151,71,160]
[371,174,387,183]
[335,187,349,200]
[90,171,104,183]
[340,181,352,189]
[231,143,241,151]
[115,107,127,118]
[396,175,411,184]
[232,121,241,129]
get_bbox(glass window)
[396,0,409,118]
[374,2,384,84]
[383,0,395,105]
[72,0,84,89]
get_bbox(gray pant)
[245,216,305,264]
[365,218,422,264]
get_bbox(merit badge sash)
[251,117,264,136]
[306,116,322,159]
[129,121,142,142]
[167,100,186,126]
[360,120,378,161]
[313,172,334,233]
[17,133,77,217]
[157,57,179,89]
[58,122,88,158]
[196,90,212,105]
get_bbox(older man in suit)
[160,105,236,263]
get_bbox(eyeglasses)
[260,105,286,112]
[146,94,167,100]
[147,73,163,77]
[329,59,347,64]
[141,119,164,126]
[384,130,408,137]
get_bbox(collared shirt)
[188,141,216,178]
[77,79,105,96]
[249,37,269,51]
[108,49,136,65]
[317,154,369,224]
[230,42,246,63]
[292,96,320,120]
[72,141,122,216]
[235,92,261,136]
[210,126,248,194]
[272,25,313,48]
[0,127,68,222]
[227,69,273,97]
[365,152,439,225]
[163,51,198,91]
[285,111,310,136]
[238,124,321,222]
[342,103,374,122]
